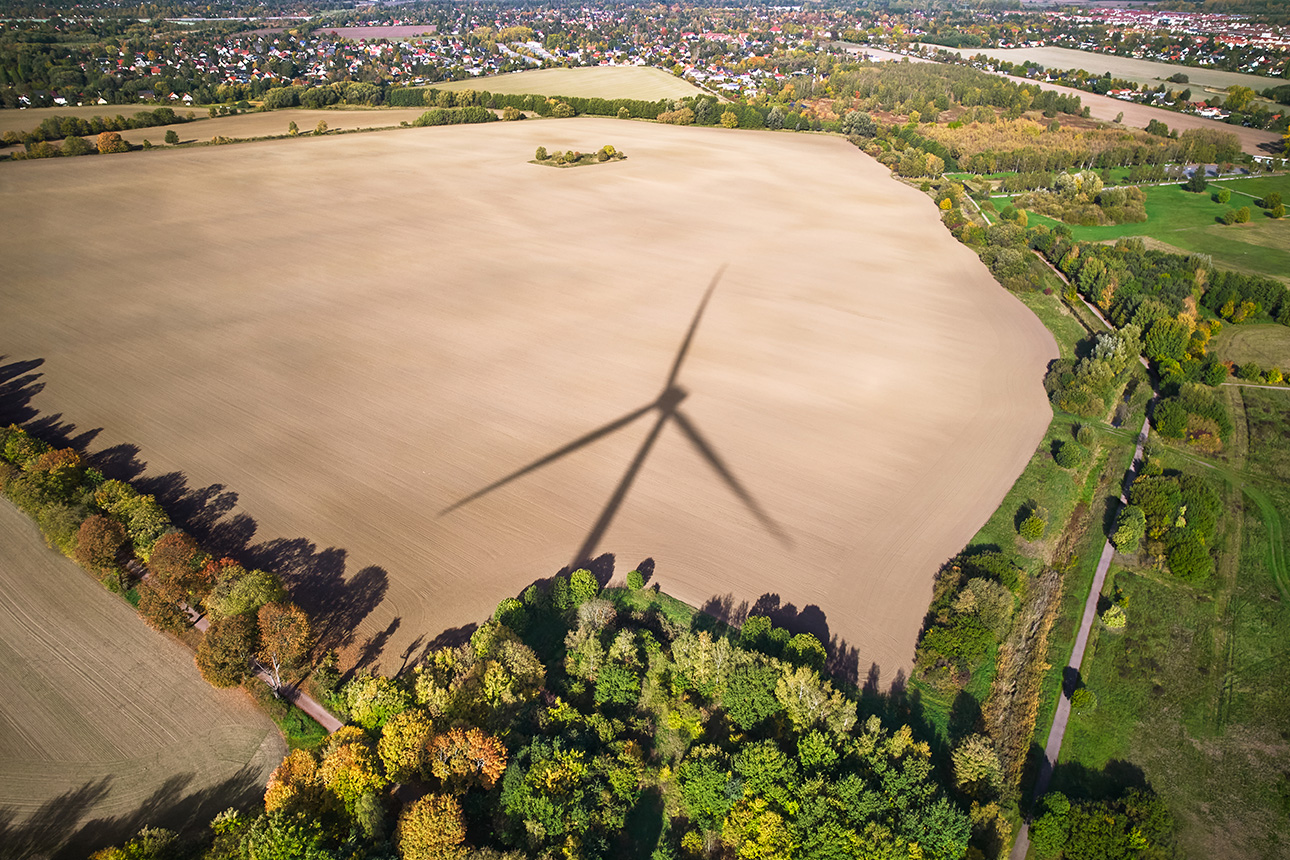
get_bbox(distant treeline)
[1,106,193,145]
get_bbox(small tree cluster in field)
[1230,360,1285,386]
[1029,790,1173,860]
[1016,171,1147,227]
[1101,604,1127,629]
[1127,469,1221,582]
[1220,206,1252,225]
[533,144,626,168]
[916,550,1021,693]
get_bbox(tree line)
[0,423,314,710]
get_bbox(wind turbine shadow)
[438,265,793,567]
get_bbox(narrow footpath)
[127,560,344,733]
[1009,414,1151,860]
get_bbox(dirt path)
[1011,414,1150,860]
[127,561,343,733]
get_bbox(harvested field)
[428,65,707,100]
[0,501,284,858]
[0,118,1055,682]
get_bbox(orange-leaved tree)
[428,727,507,792]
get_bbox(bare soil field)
[429,65,707,100]
[0,118,1055,683]
[0,501,284,858]
[947,46,1282,98]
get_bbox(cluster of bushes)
[1153,384,1234,453]
[916,550,1021,691]
[1016,171,1147,226]
[94,568,978,860]
[1233,360,1285,385]
[0,423,313,700]
[1115,463,1221,581]
[1201,268,1290,326]
[1219,205,1252,225]
[1029,789,1175,859]
[410,105,497,128]
[532,144,625,167]
[1044,327,1143,418]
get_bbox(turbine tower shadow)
[439,265,792,568]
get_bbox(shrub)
[1053,440,1086,469]
[534,145,547,161]
[1112,505,1146,553]
[1238,362,1262,380]
[1019,514,1047,541]
[552,102,575,118]
[1070,688,1097,711]
[617,107,630,119]
[164,129,179,144]
[501,105,521,121]
[1076,424,1096,446]
[1152,399,1187,438]
[626,569,644,590]
[1102,605,1127,628]
[1215,187,1231,204]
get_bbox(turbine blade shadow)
[573,409,672,567]
[672,409,793,548]
[439,402,656,516]
[664,264,726,391]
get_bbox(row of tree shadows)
[0,356,1147,857]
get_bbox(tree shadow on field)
[0,357,391,666]
[0,765,267,860]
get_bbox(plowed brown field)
[0,501,284,857]
[0,118,1056,682]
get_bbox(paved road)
[1009,414,1150,860]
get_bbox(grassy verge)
[1014,287,1091,358]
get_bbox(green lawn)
[1049,388,1290,859]
[1211,323,1290,369]
[1008,179,1290,281]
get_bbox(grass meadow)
[1007,175,1290,282]
[1048,386,1290,859]
[1211,324,1290,370]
